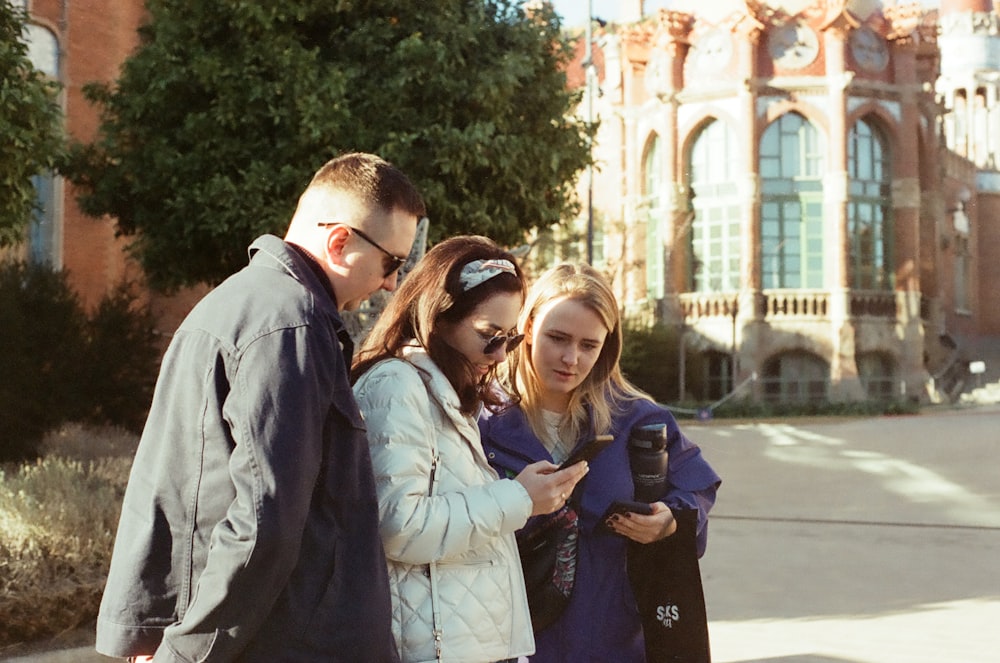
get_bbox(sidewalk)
[696,404,1000,662]
[5,405,999,662]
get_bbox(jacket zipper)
[427,453,443,662]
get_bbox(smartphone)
[599,500,655,536]
[603,500,654,518]
[558,434,614,469]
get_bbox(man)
[96,153,426,662]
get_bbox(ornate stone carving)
[849,25,890,73]
[768,20,820,69]
[938,10,1000,36]
[688,27,734,74]
[885,2,928,44]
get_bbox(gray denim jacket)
[96,235,399,662]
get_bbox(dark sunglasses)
[482,330,525,356]
[317,223,407,278]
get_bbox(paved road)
[5,405,999,662]
[695,405,1000,663]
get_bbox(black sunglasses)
[317,223,407,278]
[483,330,525,356]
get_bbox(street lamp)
[730,297,739,391]
[583,2,605,264]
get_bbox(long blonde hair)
[504,263,652,443]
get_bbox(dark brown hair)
[351,235,525,414]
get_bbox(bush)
[74,283,160,432]
[0,424,136,647]
[0,259,159,461]
[0,259,87,459]
[620,320,704,403]
[679,397,921,420]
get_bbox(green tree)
[0,2,64,247]
[0,258,160,460]
[620,319,705,405]
[63,0,590,290]
[0,258,85,459]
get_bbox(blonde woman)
[480,263,720,662]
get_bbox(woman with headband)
[351,236,589,663]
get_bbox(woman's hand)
[515,460,589,516]
[605,501,677,543]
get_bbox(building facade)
[18,0,203,334]
[563,0,1000,404]
[17,0,1000,403]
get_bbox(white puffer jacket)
[353,345,535,663]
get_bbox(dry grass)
[0,424,137,650]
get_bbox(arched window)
[688,119,741,292]
[643,134,666,299]
[25,24,59,77]
[856,352,896,400]
[954,230,971,312]
[847,117,892,290]
[23,22,61,266]
[701,349,734,401]
[762,351,829,403]
[759,112,825,289]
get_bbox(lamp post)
[730,297,739,391]
[584,0,597,264]
[678,314,686,402]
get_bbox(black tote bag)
[626,508,711,663]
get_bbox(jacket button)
[488,452,495,459]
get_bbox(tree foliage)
[0,2,64,247]
[63,0,590,290]
[0,258,85,459]
[0,258,160,461]
[620,320,706,405]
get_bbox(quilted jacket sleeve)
[354,360,532,566]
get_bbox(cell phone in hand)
[558,434,614,470]
[603,500,654,518]
[599,500,655,535]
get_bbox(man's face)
[335,208,417,311]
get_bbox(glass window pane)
[25,25,59,78]
[847,118,892,290]
[688,119,741,292]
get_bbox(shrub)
[620,320,704,403]
[0,424,136,647]
[74,283,159,432]
[0,259,160,461]
[680,397,921,420]
[0,259,87,460]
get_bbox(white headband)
[459,258,517,292]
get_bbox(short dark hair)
[310,152,426,219]
[352,235,525,414]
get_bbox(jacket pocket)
[392,564,435,661]
[162,628,219,662]
[435,560,513,656]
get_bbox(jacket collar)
[400,344,485,455]
[487,401,597,462]
[248,234,353,362]
[286,242,338,305]
[248,235,338,306]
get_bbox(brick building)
[18,0,202,335]
[17,0,1000,403]
[551,0,1000,403]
